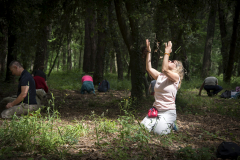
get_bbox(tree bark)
[224,0,240,82]
[5,0,17,82]
[48,36,63,77]
[218,0,228,77]
[90,15,97,72]
[201,0,217,78]
[44,24,52,71]
[93,8,107,85]
[67,33,72,70]
[0,22,7,78]
[62,44,67,70]
[83,1,97,73]
[109,1,123,80]
[33,25,49,71]
[114,0,144,99]
[79,38,83,70]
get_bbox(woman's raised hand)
[146,39,151,53]
[165,41,172,54]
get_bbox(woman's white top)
[153,73,180,111]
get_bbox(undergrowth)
[1,71,240,159]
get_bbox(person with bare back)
[141,39,184,135]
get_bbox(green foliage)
[177,75,240,118]
[0,96,89,159]
[105,73,131,90]
[47,69,84,90]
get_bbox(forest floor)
[0,82,240,160]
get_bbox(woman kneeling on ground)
[141,39,184,135]
[80,75,95,94]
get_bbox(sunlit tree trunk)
[224,0,240,82]
[202,0,217,78]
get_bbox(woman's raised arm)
[145,39,160,80]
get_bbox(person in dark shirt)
[0,61,39,118]
[32,66,47,84]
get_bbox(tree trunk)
[237,58,240,76]
[5,34,16,82]
[62,44,67,70]
[44,24,52,71]
[57,52,60,71]
[67,33,72,70]
[78,38,83,70]
[108,1,123,80]
[201,0,217,78]
[224,0,240,82]
[5,0,17,82]
[109,57,113,73]
[0,22,7,78]
[114,0,144,99]
[93,8,107,85]
[90,15,97,72]
[33,25,49,71]
[83,1,97,73]
[218,0,228,78]
[83,18,91,73]
[48,36,63,77]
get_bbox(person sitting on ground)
[149,79,156,95]
[141,39,184,135]
[32,66,48,93]
[198,76,223,97]
[80,75,95,94]
[32,66,48,105]
[0,61,39,118]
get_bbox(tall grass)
[0,99,89,159]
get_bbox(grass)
[1,70,240,159]
[47,69,131,91]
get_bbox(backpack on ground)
[220,90,231,98]
[216,142,240,159]
[98,80,110,92]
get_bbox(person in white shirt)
[141,39,184,135]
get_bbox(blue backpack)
[98,80,110,92]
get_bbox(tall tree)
[218,0,228,77]
[201,0,217,78]
[108,1,123,80]
[114,0,145,99]
[33,25,50,71]
[5,0,17,82]
[0,21,7,78]
[224,0,240,82]
[83,0,97,73]
[93,1,108,85]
